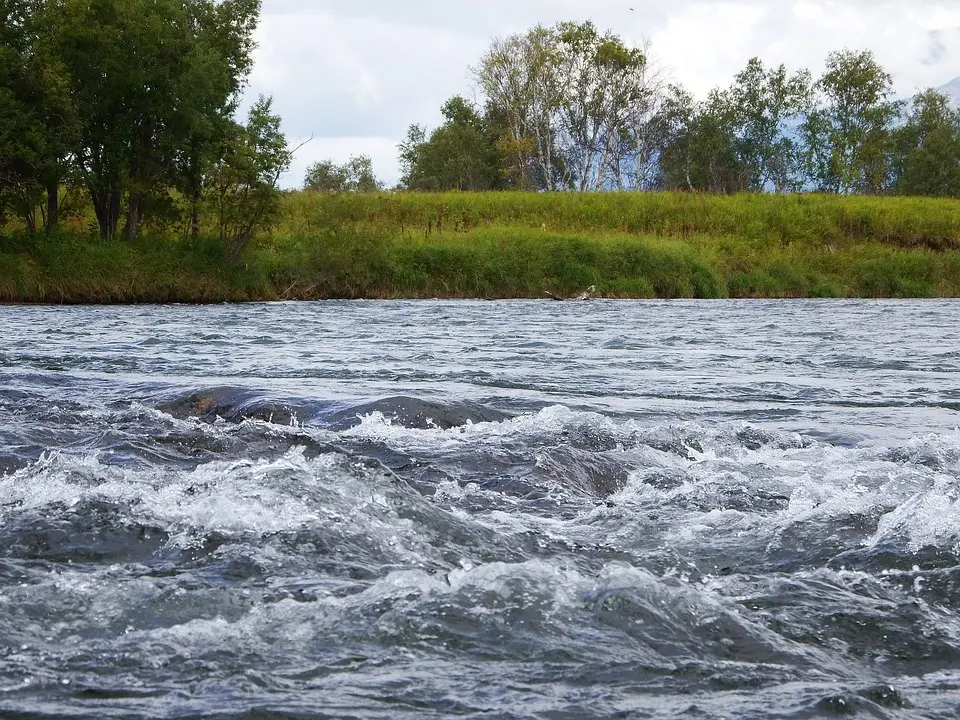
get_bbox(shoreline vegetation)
[3,191,960,303]
[5,5,960,303]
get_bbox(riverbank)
[3,192,960,302]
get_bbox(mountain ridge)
[934,76,960,106]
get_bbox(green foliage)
[475,24,560,190]
[727,58,812,192]
[398,97,505,191]
[551,21,647,190]
[48,0,260,237]
[275,190,960,251]
[304,155,381,193]
[0,0,76,231]
[802,49,901,194]
[207,95,291,261]
[475,21,657,191]
[892,90,960,198]
[657,59,813,194]
[0,0,270,241]
[5,192,960,302]
[657,86,752,193]
[465,27,957,199]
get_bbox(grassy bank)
[3,192,960,302]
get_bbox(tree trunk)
[191,175,201,239]
[44,178,58,232]
[91,183,121,239]
[185,143,203,239]
[123,193,142,239]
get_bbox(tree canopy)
[1,0,290,251]
[304,155,381,193]
[400,26,960,199]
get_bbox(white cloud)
[246,1,960,188]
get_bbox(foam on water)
[3,300,960,718]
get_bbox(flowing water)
[1,300,960,719]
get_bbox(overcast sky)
[245,1,960,188]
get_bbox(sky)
[244,1,960,188]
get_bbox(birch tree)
[802,49,901,194]
[609,38,670,191]
[551,21,647,191]
[474,26,560,190]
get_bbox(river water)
[1,300,960,719]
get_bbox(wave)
[4,391,960,717]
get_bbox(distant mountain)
[934,76,960,107]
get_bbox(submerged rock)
[327,395,512,430]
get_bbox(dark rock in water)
[858,684,906,708]
[327,395,512,430]
[157,387,303,426]
[638,468,688,490]
[813,688,905,716]
[815,694,862,716]
[735,425,805,451]
[0,500,174,566]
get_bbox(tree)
[474,22,652,191]
[656,86,752,193]
[0,0,76,232]
[802,49,901,194]
[46,0,260,238]
[891,89,960,197]
[0,0,37,227]
[207,95,291,261]
[474,25,561,190]
[304,154,381,193]
[608,38,670,191]
[398,96,504,191]
[552,21,647,191]
[728,57,812,192]
[172,0,261,239]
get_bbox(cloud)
[247,0,960,188]
[924,30,947,66]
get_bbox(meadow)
[3,191,960,302]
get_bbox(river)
[1,300,959,719]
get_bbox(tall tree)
[207,95,290,261]
[728,57,812,192]
[0,0,36,227]
[801,49,901,194]
[474,25,561,190]
[552,21,647,191]
[891,89,960,197]
[0,0,76,231]
[608,38,670,191]
[398,96,504,191]
[475,22,652,191]
[47,0,260,238]
[657,86,752,193]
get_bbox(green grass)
[276,190,960,250]
[3,191,960,302]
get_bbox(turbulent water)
[2,300,960,719]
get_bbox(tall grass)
[2,191,960,302]
[276,190,960,250]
